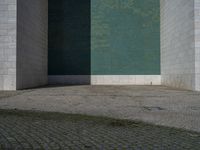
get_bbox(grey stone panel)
[160,0,197,90]
[194,0,200,91]
[16,0,48,89]
[0,0,17,90]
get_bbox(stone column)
[160,0,197,90]
[194,0,200,91]
[0,0,17,90]
[0,0,48,90]
[16,0,48,89]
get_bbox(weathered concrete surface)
[0,0,48,90]
[0,85,200,132]
[17,0,48,89]
[160,0,197,90]
[0,0,17,90]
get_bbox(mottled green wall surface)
[48,0,160,75]
[91,0,160,75]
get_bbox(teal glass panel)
[91,0,160,75]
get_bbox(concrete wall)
[160,0,196,90]
[0,0,17,90]
[91,75,161,85]
[49,75,161,85]
[17,0,48,89]
[1,0,200,90]
[194,0,200,91]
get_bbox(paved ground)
[0,109,200,150]
[0,85,200,132]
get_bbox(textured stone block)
[0,0,16,90]
[160,0,200,91]
[16,0,48,89]
[0,0,48,90]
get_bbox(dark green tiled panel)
[48,0,160,75]
[48,0,90,75]
[91,0,160,75]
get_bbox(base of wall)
[48,75,161,85]
[0,75,16,91]
[161,74,195,91]
[48,75,91,85]
[91,75,161,85]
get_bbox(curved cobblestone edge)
[0,109,199,150]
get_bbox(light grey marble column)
[16,0,48,89]
[0,0,17,90]
[160,0,198,90]
[0,0,48,90]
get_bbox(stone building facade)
[0,0,200,91]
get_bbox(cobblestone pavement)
[0,86,200,132]
[0,109,200,150]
